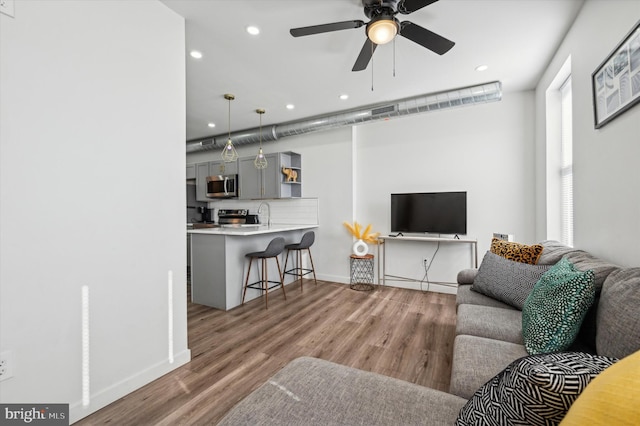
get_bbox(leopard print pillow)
[490,238,543,265]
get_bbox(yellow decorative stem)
[343,221,380,244]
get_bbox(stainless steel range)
[218,209,260,225]
[217,209,247,225]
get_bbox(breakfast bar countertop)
[189,224,318,310]
[187,223,317,236]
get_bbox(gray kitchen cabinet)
[195,162,210,202]
[238,151,301,199]
[239,154,275,199]
[238,157,259,199]
[208,159,238,176]
[186,164,196,180]
[195,159,239,202]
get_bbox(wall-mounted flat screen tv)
[391,191,467,235]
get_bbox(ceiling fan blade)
[352,38,378,71]
[290,20,365,37]
[399,21,454,55]
[397,0,439,14]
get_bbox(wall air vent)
[199,139,215,147]
[370,105,397,116]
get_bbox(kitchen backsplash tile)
[207,198,319,225]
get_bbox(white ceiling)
[160,0,584,142]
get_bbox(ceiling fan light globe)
[367,19,398,45]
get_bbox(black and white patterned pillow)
[472,251,552,309]
[455,352,618,426]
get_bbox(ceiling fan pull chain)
[393,37,396,77]
[371,43,375,91]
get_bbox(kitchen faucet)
[258,202,271,226]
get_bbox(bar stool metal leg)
[242,257,253,305]
[307,248,318,285]
[276,256,286,299]
[297,249,303,287]
[242,237,286,309]
[262,258,268,308]
[283,231,317,291]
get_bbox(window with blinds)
[560,77,573,247]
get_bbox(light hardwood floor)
[76,280,457,425]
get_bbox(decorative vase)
[352,239,369,256]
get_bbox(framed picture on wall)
[592,19,640,129]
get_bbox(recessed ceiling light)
[246,26,260,35]
[475,65,488,72]
[286,104,295,110]
[190,50,203,59]
[208,123,216,128]
[339,94,349,100]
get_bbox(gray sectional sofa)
[219,240,640,425]
[450,240,637,399]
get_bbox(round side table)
[350,254,375,291]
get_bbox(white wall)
[355,91,536,291]
[535,0,640,266]
[0,1,189,422]
[188,92,536,290]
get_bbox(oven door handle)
[223,176,229,195]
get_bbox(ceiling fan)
[289,0,455,72]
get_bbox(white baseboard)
[317,272,349,284]
[379,279,458,295]
[317,273,457,295]
[69,349,191,424]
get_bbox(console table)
[377,235,478,288]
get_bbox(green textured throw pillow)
[522,257,596,354]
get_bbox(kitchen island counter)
[189,224,318,310]
[187,223,316,236]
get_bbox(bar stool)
[283,231,317,291]
[242,237,286,309]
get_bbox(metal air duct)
[186,81,502,153]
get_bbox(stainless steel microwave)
[206,174,238,198]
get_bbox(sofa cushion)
[596,268,640,359]
[456,352,618,426]
[472,251,552,309]
[560,349,640,426]
[563,250,619,293]
[553,249,618,351]
[456,284,516,310]
[456,304,523,344]
[522,257,595,354]
[457,268,478,285]
[537,240,577,265]
[450,335,528,399]
[218,357,468,426]
[490,238,543,264]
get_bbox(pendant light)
[221,93,238,162]
[254,108,268,169]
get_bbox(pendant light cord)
[259,111,262,148]
[227,97,231,141]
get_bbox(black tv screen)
[391,192,467,235]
